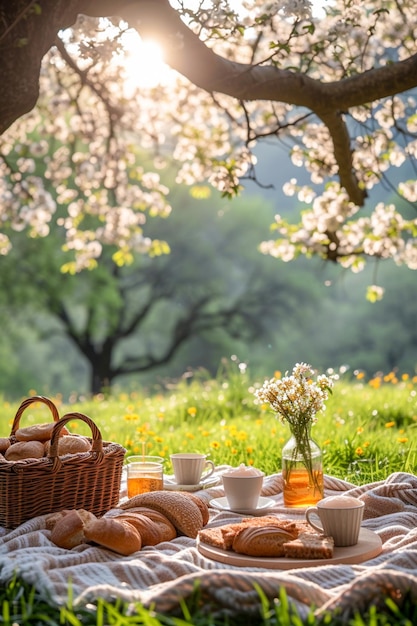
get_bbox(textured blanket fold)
[0,469,417,619]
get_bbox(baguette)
[50,509,96,549]
[84,517,142,555]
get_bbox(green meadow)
[1,363,417,625]
[7,363,415,483]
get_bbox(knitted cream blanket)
[0,469,417,620]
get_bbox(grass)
[1,360,417,624]
[27,362,417,484]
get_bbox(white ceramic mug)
[170,453,215,485]
[222,466,264,510]
[306,495,364,547]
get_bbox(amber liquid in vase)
[282,467,324,507]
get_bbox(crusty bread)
[116,507,177,544]
[45,510,71,531]
[179,492,210,526]
[115,511,177,545]
[50,509,96,549]
[5,440,45,460]
[233,525,297,557]
[50,510,142,555]
[44,435,91,456]
[84,517,142,555]
[283,533,334,559]
[198,516,334,560]
[120,491,205,538]
[0,437,10,454]
[15,422,69,442]
[199,516,298,551]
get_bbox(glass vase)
[281,428,324,508]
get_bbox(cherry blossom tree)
[1,0,417,299]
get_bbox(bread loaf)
[44,435,91,456]
[198,516,334,560]
[232,525,296,557]
[15,422,69,442]
[5,440,45,460]
[51,509,97,549]
[199,516,297,551]
[121,491,205,538]
[0,437,10,454]
[115,508,176,545]
[45,510,71,531]
[282,533,334,559]
[84,518,142,555]
[180,492,210,525]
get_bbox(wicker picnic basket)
[0,396,126,529]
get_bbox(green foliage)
[1,574,417,626]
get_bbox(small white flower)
[254,363,336,426]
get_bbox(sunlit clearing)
[122,31,172,91]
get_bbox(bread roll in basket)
[0,396,125,529]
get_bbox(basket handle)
[48,412,104,462]
[10,396,60,437]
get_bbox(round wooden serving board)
[197,527,382,570]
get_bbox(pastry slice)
[283,532,334,559]
[232,524,296,557]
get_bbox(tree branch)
[1,0,417,206]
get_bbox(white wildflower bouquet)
[255,363,337,504]
[254,362,336,429]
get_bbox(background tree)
[0,39,315,396]
[0,1,416,297]
[0,185,317,395]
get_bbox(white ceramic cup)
[170,453,215,485]
[222,467,265,510]
[306,495,365,547]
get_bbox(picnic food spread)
[198,515,335,559]
[0,396,369,574]
[48,497,336,560]
[48,490,210,555]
